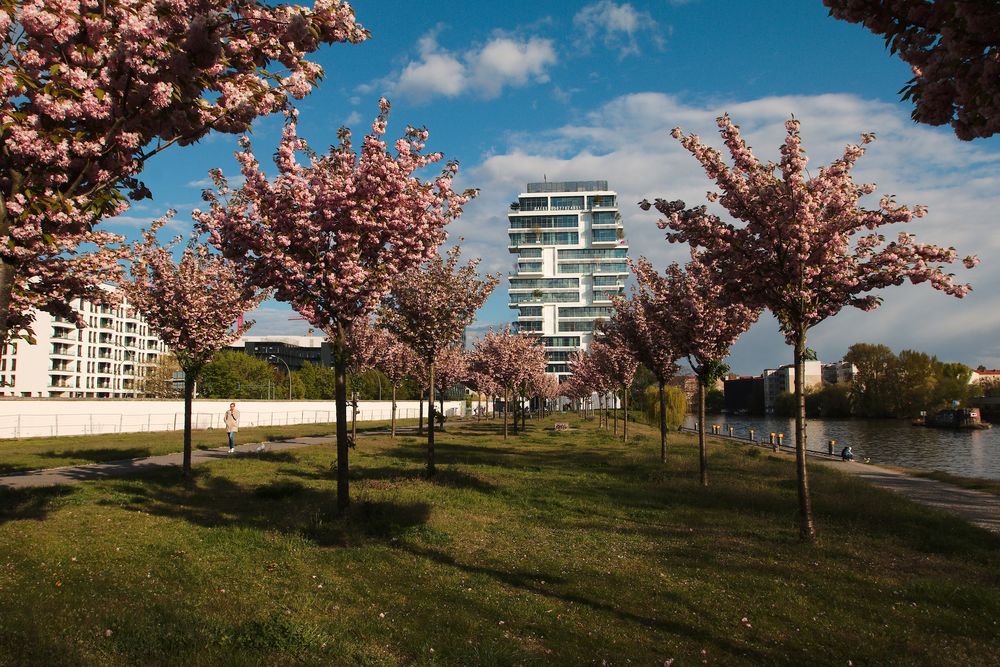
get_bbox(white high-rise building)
[507,180,628,381]
[0,286,168,398]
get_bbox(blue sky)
[109,0,1000,374]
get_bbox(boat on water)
[913,408,992,430]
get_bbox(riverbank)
[1,416,998,665]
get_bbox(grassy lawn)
[1,416,998,665]
[912,470,1000,496]
[0,419,419,473]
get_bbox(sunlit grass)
[0,415,998,665]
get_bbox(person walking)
[225,402,240,453]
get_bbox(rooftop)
[526,180,609,193]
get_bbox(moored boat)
[913,408,992,430]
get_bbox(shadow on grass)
[396,541,767,661]
[0,485,75,524]
[352,465,497,493]
[102,470,431,547]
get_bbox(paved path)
[0,436,336,490]
[816,460,1000,533]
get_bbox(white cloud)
[390,31,557,103]
[573,1,662,59]
[186,174,245,189]
[455,92,1000,371]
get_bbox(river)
[683,414,1000,480]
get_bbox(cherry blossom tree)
[122,217,263,478]
[195,101,472,512]
[383,245,498,473]
[824,0,999,140]
[610,266,681,460]
[470,327,546,440]
[531,372,561,418]
[590,336,638,442]
[375,334,420,438]
[632,252,759,486]
[431,345,468,431]
[643,114,976,539]
[0,0,367,347]
[345,318,391,441]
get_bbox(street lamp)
[267,355,292,400]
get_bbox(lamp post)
[268,355,292,400]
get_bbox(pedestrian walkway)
[0,423,439,490]
[816,460,1000,533]
[0,437,333,490]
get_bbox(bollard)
[770,432,778,452]
[777,433,784,448]
[748,428,755,443]
[829,439,836,455]
[728,426,735,437]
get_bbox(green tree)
[200,351,279,399]
[804,384,853,418]
[893,349,938,417]
[844,343,898,418]
[772,391,797,418]
[934,362,973,408]
[642,384,688,429]
[295,362,337,400]
[705,388,725,414]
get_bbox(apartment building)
[507,180,628,381]
[0,287,167,398]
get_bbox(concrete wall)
[0,399,465,439]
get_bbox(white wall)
[0,399,465,439]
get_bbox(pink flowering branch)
[824,0,1000,140]
[0,0,368,345]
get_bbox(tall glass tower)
[506,180,628,382]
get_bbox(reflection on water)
[684,415,1000,480]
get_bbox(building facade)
[0,287,168,398]
[507,180,627,381]
[231,335,331,371]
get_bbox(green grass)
[0,419,419,473]
[1,416,999,665]
[912,470,1000,496]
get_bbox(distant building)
[822,361,857,385]
[0,286,168,398]
[762,361,823,411]
[507,180,627,381]
[230,335,331,371]
[970,369,1000,385]
[723,375,764,415]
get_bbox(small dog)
[254,443,267,454]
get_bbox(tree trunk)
[351,389,357,443]
[334,338,350,512]
[622,383,629,443]
[698,377,707,487]
[418,389,424,435]
[613,390,618,435]
[439,395,445,432]
[0,256,13,354]
[477,392,481,422]
[183,373,194,478]
[520,383,527,432]
[427,362,436,476]
[390,384,397,438]
[795,330,816,540]
[659,380,667,463]
[503,387,509,440]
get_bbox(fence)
[0,399,464,439]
